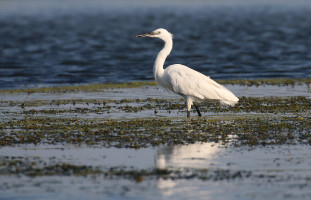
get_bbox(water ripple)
[1,5,311,89]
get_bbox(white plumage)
[135,28,239,118]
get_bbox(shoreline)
[0,78,310,94]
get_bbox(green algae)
[0,156,253,181]
[1,89,311,148]
[217,78,311,87]
[3,155,311,182]
[0,81,158,94]
[2,96,309,116]
[0,80,310,148]
[0,115,311,147]
[1,78,311,94]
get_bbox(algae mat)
[0,80,311,200]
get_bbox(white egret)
[134,28,239,118]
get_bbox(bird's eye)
[157,31,161,35]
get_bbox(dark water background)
[1,1,311,89]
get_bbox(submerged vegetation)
[0,78,310,148]
[0,79,311,180]
[217,78,311,87]
[0,115,310,147]
[0,81,158,94]
[0,156,254,181]
[0,78,310,94]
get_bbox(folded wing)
[163,64,239,106]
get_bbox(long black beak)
[133,32,154,38]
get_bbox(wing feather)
[162,64,238,105]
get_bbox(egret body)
[135,28,239,118]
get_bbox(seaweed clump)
[0,115,311,148]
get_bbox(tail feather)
[214,86,239,106]
[220,97,239,106]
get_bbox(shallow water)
[0,84,311,199]
[0,84,310,102]
[1,1,311,89]
[0,84,310,120]
[1,143,311,200]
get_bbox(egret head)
[134,28,173,41]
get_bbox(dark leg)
[187,110,190,118]
[193,104,202,116]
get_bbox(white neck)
[153,36,173,82]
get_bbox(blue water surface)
[1,1,311,89]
